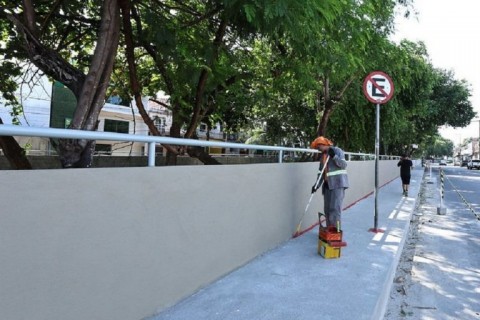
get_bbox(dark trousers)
[401,174,411,185]
[323,185,345,227]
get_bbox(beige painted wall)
[0,160,399,320]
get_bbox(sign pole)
[363,71,393,234]
[373,103,381,232]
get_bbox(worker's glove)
[311,184,318,194]
[328,147,336,158]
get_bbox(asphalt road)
[443,165,480,218]
[385,164,480,320]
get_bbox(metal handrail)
[0,125,397,166]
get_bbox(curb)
[373,168,426,319]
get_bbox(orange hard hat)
[310,136,333,149]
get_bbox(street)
[443,165,480,219]
[385,164,480,319]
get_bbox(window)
[153,117,166,134]
[94,144,112,155]
[104,119,129,134]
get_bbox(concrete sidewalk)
[148,167,425,320]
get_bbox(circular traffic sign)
[363,71,394,104]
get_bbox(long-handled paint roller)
[293,155,330,238]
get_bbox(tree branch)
[131,5,175,97]
[185,16,228,138]
[333,73,358,102]
[39,0,64,35]
[119,0,178,155]
[149,98,171,110]
[22,0,37,36]
[5,12,86,97]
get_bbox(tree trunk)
[316,76,334,137]
[165,117,182,166]
[0,118,32,169]
[316,75,356,138]
[184,17,228,139]
[180,17,227,166]
[58,0,121,168]
[317,100,334,137]
[186,146,220,165]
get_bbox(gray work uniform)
[318,146,349,227]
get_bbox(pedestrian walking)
[310,136,349,228]
[397,154,413,196]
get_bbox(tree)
[1,0,121,168]
[0,117,32,169]
[3,0,468,167]
[2,0,350,166]
[0,24,32,169]
[237,0,415,152]
[116,0,352,164]
[428,69,475,128]
[302,0,399,137]
[424,135,454,158]
[325,39,475,156]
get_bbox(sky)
[392,0,480,146]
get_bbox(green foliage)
[0,58,23,125]
[0,0,475,159]
[428,69,475,128]
[423,135,454,158]
[326,38,475,156]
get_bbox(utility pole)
[474,118,480,160]
[477,119,480,159]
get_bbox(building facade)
[1,79,232,157]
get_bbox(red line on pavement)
[293,176,399,238]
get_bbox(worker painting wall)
[0,160,399,320]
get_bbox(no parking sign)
[363,71,394,104]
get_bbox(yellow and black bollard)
[437,168,447,215]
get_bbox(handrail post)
[148,142,156,167]
[278,150,283,163]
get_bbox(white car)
[467,160,480,170]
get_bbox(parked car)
[461,160,469,167]
[439,160,447,166]
[467,159,480,170]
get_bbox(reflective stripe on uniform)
[326,170,347,177]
